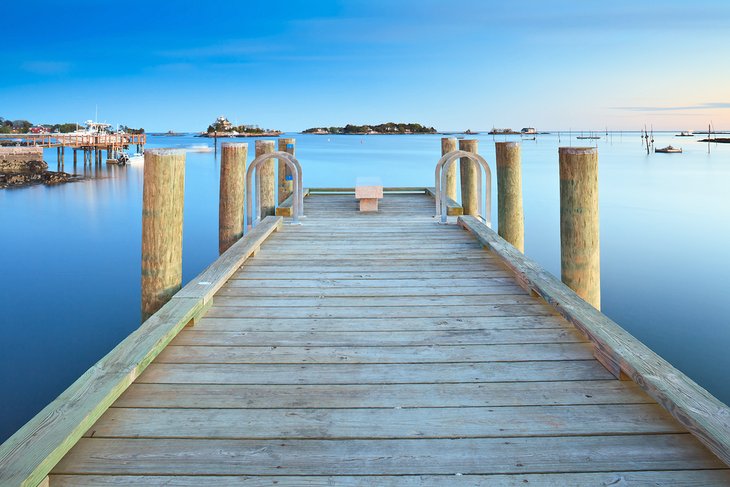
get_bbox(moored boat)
[655,145,682,153]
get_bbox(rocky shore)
[0,147,81,189]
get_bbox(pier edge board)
[0,217,283,487]
[458,214,730,467]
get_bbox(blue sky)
[1,0,729,131]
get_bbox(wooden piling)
[559,147,600,309]
[255,140,276,219]
[141,149,186,321]
[495,141,525,252]
[459,139,479,216]
[277,138,295,204]
[441,137,458,201]
[73,149,77,165]
[218,143,248,255]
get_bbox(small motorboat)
[187,144,213,153]
[655,145,682,153]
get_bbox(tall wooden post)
[495,141,524,252]
[441,137,457,200]
[141,149,186,321]
[277,138,295,204]
[255,140,276,219]
[218,143,247,255]
[559,147,600,309]
[459,139,479,215]
[73,149,77,165]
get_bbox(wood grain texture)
[255,140,276,219]
[48,471,730,487]
[559,147,600,309]
[495,141,524,252]
[52,435,725,475]
[459,214,730,467]
[218,143,247,254]
[114,380,653,408]
[141,149,186,320]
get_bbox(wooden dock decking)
[4,191,730,486]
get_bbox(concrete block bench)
[355,177,383,212]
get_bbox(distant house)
[216,116,233,131]
[521,127,536,134]
[29,126,47,134]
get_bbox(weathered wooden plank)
[231,270,514,280]
[217,284,527,298]
[459,215,730,466]
[47,470,730,487]
[170,328,585,347]
[137,360,613,384]
[212,294,536,308]
[52,435,725,475]
[86,404,682,440]
[157,342,593,363]
[114,380,654,409]
[192,315,569,332]
[204,304,556,319]
[225,277,519,289]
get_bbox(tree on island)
[303,122,437,134]
[206,116,277,134]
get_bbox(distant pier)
[0,132,146,166]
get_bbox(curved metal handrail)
[245,151,303,231]
[434,149,492,226]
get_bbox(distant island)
[302,122,437,135]
[200,116,282,138]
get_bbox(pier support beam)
[441,137,458,201]
[559,147,600,309]
[277,138,296,204]
[218,143,248,255]
[141,149,186,321]
[495,141,525,252]
[459,139,479,216]
[255,140,276,219]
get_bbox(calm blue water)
[1,132,729,442]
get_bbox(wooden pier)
[0,132,146,166]
[2,145,730,485]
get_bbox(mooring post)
[559,147,600,309]
[255,139,276,219]
[277,138,296,204]
[495,141,525,252]
[441,137,458,201]
[141,149,186,321]
[218,143,248,255]
[459,139,479,215]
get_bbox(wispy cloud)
[614,102,730,112]
[21,61,71,75]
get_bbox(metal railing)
[434,149,492,226]
[245,151,304,230]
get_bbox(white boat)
[655,145,682,153]
[187,144,213,153]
